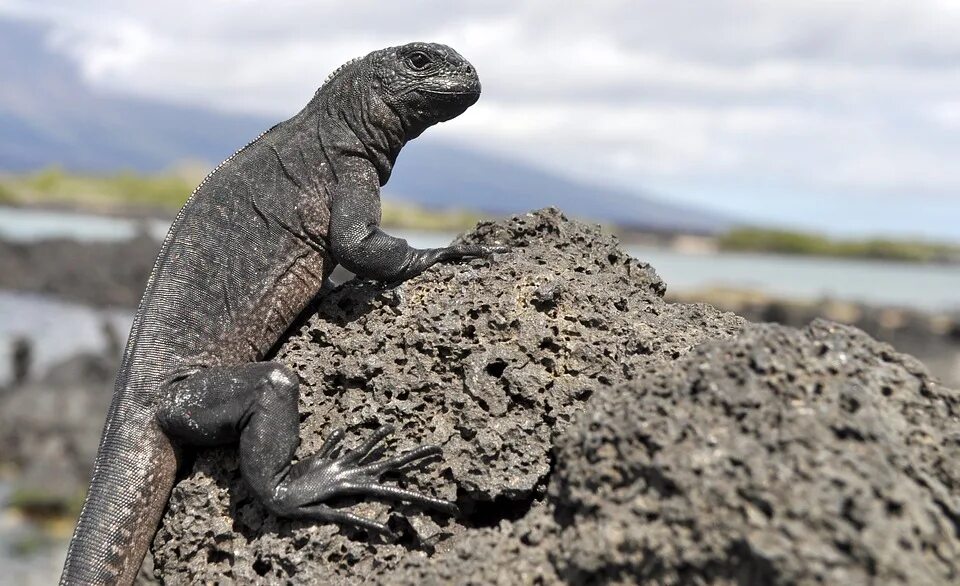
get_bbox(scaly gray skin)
[61,42,501,585]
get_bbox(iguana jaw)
[416,88,480,122]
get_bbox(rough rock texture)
[151,209,743,583]
[669,289,960,388]
[151,209,959,584]
[551,320,959,584]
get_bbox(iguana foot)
[157,364,455,536]
[268,425,457,535]
[379,282,405,305]
[391,285,405,305]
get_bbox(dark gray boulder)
[0,351,117,513]
[0,233,157,308]
[551,319,959,584]
[150,209,958,584]
[151,208,743,583]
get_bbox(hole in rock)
[252,558,272,576]
[458,488,537,528]
[486,360,507,378]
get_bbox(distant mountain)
[0,18,269,171]
[388,143,731,233]
[0,17,733,233]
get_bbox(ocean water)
[0,207,169,242]
[1,206,957,311]
[0,291,131,384]
[630,246,960,312]
[388,231,960,312]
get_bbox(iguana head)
[371,42,481,136]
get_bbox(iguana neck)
[308,63,407,186]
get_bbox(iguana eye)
[406,51,433,71]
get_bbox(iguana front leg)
[157,362,455,535]
[330,158,505,283]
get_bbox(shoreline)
[3,169,959,264]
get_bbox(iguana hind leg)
[157,362,456,535]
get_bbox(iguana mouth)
[419,89,480,102]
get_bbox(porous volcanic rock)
[551,320,960,584]
[151,208,744,583]
[365,322,959,586]
[151,209,959,585]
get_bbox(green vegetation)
[7,486,86,521]
[0,166,489,232]
[719,227,960,264]
[0,181,17,205]
[4,168,957,262]
[0,166,198,211]
[380,200,488,232]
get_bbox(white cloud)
[3,0,960,236]
[927,100,960,129]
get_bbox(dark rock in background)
[669,290,960,388]
[0,233,157,308]
[0,350,117,511]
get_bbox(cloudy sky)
[3,0,960,240]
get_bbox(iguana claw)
[268,425,457,534]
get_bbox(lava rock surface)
[151,209,958,584]
[551,319,959,584]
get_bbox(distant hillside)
[0,17,733,234]
[388,143,731,233]
[0,19,269,171]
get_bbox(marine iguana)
[61,42,501,585]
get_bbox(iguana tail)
[60,406,178,585]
